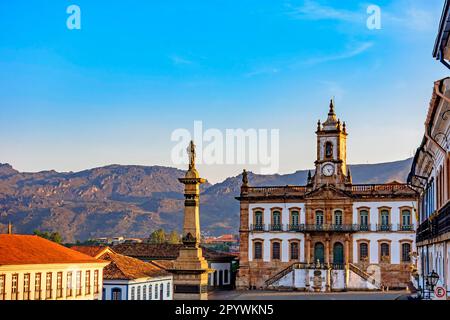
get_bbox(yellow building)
[0,234,109,300]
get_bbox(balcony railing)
[417,201,450,242]
[269,224,283,232]
[304,224,358,232]
[397,224,414,232]
[357,224,371,232]
[376,224,392,231]
[250,224,266,232]
[251,223,415,233]
[288,224,304,232]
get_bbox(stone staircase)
[265,263,308,288]
[264,262,382,290]
[348,263,382,289]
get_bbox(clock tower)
[311,100,351,189]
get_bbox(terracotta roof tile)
[112,243,236,262]
[99,251,171,280]
[0,235,105,265]
[70,245,110,258]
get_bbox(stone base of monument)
[170,247,212,300]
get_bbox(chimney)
[7,221,12,235]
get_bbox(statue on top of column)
[187,140,196,170]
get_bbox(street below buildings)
[209,290,410,300]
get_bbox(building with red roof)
[71,246,173,300]
[0,234,109,300]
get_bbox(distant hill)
[0,159,412,242]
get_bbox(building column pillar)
[344,234,350,290]
[306,233,311,264]
[344,234,350,266]
[325,234,331,266]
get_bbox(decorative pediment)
[305,184,352,200]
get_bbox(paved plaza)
[209,290,410,300]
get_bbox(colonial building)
[0,234,108,300]
[71,246,173,300]
[409,78,450,299]
[407,2,450,299]
[237,102,418,291]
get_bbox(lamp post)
[425,270,440,299]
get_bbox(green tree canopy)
[149,229,166,244]
[33,230,63,244]
[168,230,181,244]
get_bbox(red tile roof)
[99,251,171,280]
[70,245,110,259]
[0,235,106,265]
[112,243,236,262]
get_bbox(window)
[334,210,343,225]
[23,273,31,300]
[155,284,158,299]
[401,210,412,230]
[380,210,389,225]
[254,211,263,226]
[359,210,369,230]
[272,211,281,230]
[402,243,411,262]
[45,272,52,299]
[137,286,141,300]
[160,283,164,300]
[325,142,333,158]
[143,285,147,300]
[272,241,281,260]
[67,272,73,297]
[112,288,122,301]
[254,241,263,260]
[85,271,91,295]
[0,275,5,300]
[290,242,299,260]
[316,211,324,226]
[166,282,171,298]
[291,210,300,227]
[11,274,18,300]
[56,272,63,298]
[76,271,82,296]
[35,273,42,300]
[149,285,152,300]
[94,270,99,294]
[131,287,135,300]
[359,243,369,262]
[380,243,390,263]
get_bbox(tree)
[149,229,166,244]
[168,230,181,244]
[33,230,63,244]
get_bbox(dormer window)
[325,142,333,158]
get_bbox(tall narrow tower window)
[325,142,333,158]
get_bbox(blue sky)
[0,0,447,183]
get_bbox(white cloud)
[302,42,374,66]
[244,67,280,78]
[286,0,364,23]
[170,54,193,66]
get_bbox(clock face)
[322,163,335,177]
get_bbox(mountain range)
[0,158,413,242]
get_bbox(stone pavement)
[209,290,410,300]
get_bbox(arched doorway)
[333,242,344,264]
[314,242,325,263]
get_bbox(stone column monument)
[170,141,211,300]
